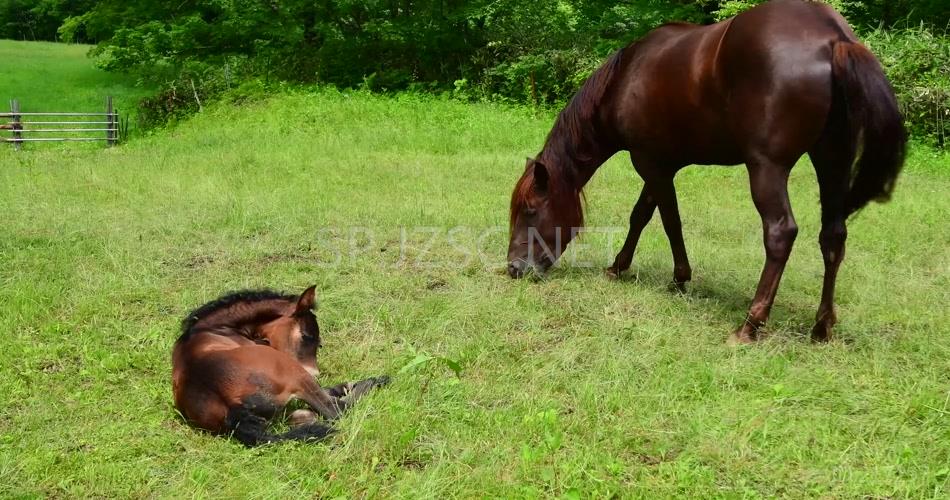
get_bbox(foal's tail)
[831,41,907,216]
[225,406,335,447]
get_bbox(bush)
[52,0,950,147]
[864,26,950,147]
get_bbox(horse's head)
[507,158,583,278]
[256,285,322,376]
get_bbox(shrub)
[864,26,950,147]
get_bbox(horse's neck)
[540,127,617,190]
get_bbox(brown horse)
[507,0,906,343]
[172,286,389,446]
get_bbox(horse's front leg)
[607,184,656,278]
[731,160,798,344]
[650,177,693,291]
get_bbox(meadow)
[1,43,949,498]
[0,40,152,133]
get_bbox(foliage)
[864,26,950,147]
[0,0,95,41]
[3,0,950,144]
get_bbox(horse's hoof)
[727,333,753,346]
[605,267,622,280]
[810,323,833,343]
[728,327,759,345]
[669,281,688,294]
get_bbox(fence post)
[106,96,115,147]
[10,99,22,151]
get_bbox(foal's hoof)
[288,409,318,428]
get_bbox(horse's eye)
[525,208,537,216]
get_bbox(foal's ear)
[295,285,318,314]
[532,160,550,194]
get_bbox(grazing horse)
[172,286,389,446]
[506,0,906,343]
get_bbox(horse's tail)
[831,40,907,216]
[225,404,335,447]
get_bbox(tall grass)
[0,88,948,497]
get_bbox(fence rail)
[2,97,120,149]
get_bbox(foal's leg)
[297,377,346,420]
[809,145,851,342]
[299,375,390,420]
[340,375,391,404]
[731,159,798,344]
[324,375,390,398]
[607,185,656,278]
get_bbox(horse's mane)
[177,289,297,344]
[543,48,625,167]
[511,48,625,230]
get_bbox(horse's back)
[612,0,858,165]
[719,0,857,161]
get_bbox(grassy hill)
[0,40,152,141]
[0,54,948,496]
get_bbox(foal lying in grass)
[172,286,388,446]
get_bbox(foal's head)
[254,286,322,375]
[181,286,323,375]
[507,158,583,278]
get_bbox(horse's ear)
[533,160,549,194]
[295,285,318,314]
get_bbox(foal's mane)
[177,289,297,344]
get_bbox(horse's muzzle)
[507,260,527,278]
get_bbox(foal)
[172,286,388,446]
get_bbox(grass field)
[0,40,152,142]
[1,47,949,497]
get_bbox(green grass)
[0,40,152,142]
[1,88,948,496]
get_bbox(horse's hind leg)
[809,140,851,342]
[731,158,798,344]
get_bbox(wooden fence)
[1,97,119,150]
